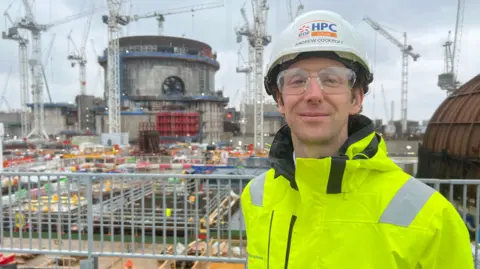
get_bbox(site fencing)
[0,172,479,268]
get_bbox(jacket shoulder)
[415,182,473,268]
[241,171,269,208]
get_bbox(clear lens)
[276,66,356,95]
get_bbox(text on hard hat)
[298,21,338,39]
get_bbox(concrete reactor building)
[95,35,228,143]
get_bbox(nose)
[304,77,325,103]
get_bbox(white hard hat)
[264,10,373,97]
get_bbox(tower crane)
[6,1,109,140]
[2,16,29,138]
[381,85,396,138]
[235,44,250,135]
[286,0,304,21]
[104,0,128,134]
[380,85,389,123]
[235,0,271,149]
[67,6,95,131]
[41,33,56,103]
[363,16,420,136]
[129,1,224,35]
[0,67,13,112]
[437,0,465,95]
[235,4,255,108]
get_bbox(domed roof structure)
[417,74,480,179]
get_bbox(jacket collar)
[269,114,383,194]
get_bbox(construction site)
[0,0,479,268]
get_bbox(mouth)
[298,112,330,117]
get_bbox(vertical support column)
[254,45,264,149]
[86,176,94,263]
[19,42,29,138]
[400,32,408,135]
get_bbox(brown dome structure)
[417,74,480,180]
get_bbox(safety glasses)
[276,66,356,95]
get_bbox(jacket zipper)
[267,211,274,269]
[284,215,297,269]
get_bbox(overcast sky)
[0,0,478,123]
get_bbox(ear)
[350,88,364,115]
[276,91,285,114]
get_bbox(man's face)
[277,57,363,144]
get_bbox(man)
[240,10,473,269]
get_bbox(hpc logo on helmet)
[298,20,338,39]
[298,24,310,38]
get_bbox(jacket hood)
[268,114,402,193]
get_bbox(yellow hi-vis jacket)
[241,115,473,269]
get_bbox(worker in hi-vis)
[240,10,473,269]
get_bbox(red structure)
[156,112,201,137]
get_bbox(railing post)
[80,257,97,269]
[86,174,95,263]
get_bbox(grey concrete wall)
[96,114,153,141]
[0,112,21,123]
[43,108,72,135]
[76,95,97,131]
[104,59,217,98]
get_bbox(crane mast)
[13,0,48,140]
[7,1,109,139]
[452,0,465,91]
[287,0,304,21]
[67,7,94,131]
[235,0,271,149]
[363,16,420,136]
[105,0,128,134]
[2,25,30,138]
[438,0,465,95]
[235,45,251,136]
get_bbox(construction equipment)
[129,1,224,35]
[381,85,396,138]
[2,15,29,138]
[0,67,13,111]
[235,0,271,149]
[104,0,128,134]
[286,0,304,21]
[235,43,251,136]
[67,5,95,131]
[5,1,109,140]
[42,34,55,103]
[438,0,466,95]
[363,16,420,136]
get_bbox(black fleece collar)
[268,114,379,192]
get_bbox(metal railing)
[0,172,250,268]
[0,172,479,268]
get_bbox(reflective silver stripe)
[379,177,436,227]
[249,172,267,207]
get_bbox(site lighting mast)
[2,12,30,138]
[10,1,109,140]
[235,1,271,149]
[363,16,420,136]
